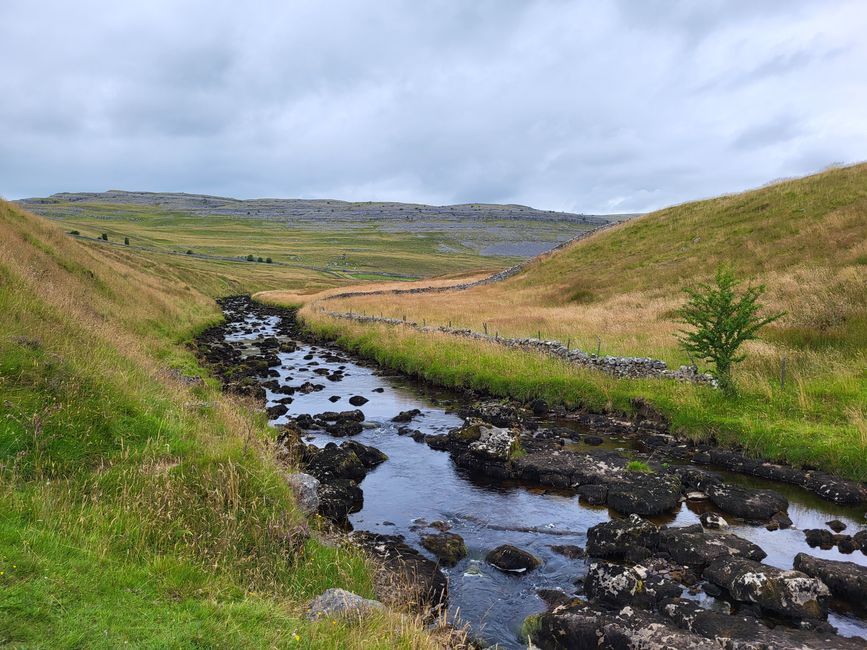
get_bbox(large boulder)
[661,600,866,650]
[486,544,541,573]
[340,440,388,468]
[605,472,682,516]
[420,532,468,567]
[530,605,720,650]
[316,478,363,524]
[305,588,383,621]
[284,472,320,515]
[658,524,766,571]
[305,443,367,482]
[704,556,830,620]
[586,514,659,560]
[584,561,681,609]
[705,483,789,521]
[794,552,867,602]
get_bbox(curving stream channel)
[208,298,867,648]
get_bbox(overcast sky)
[1,1,865,213]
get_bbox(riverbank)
[0,201,440,648]
[205,296,867,648]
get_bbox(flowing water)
[224,307,867,648]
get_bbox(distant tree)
[124,237,130,246]
[265,257,273,264]
[69,230,80,236]
[101,233,108,241]
[257,256,264,263]
[676,267,783,393]
[186,249,193,255]
[246,254,255,262]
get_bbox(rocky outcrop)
[586,514,659,561]
[284,472,320,515]
[658,525,767,571]
[584,561,681,608]
[794,552,867,603]
[703,556,831,620]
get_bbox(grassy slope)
[271,164,867,480]
[0,202,435,648]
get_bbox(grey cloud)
[1,0,866,212]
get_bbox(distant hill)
[18,190,637,225]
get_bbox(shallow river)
[225,308,867,648]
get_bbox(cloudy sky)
[1,1,865,213]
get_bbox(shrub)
[69,230,80,236]
[124,237,130,246]
[101,233,108,241]
[676,267,783,392]
[246,254,255,262]
[186,249,193,255]
[257,257,264,263]
[265,257,273,264]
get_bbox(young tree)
[676,267,783,392]
[101,233,108,241]
[124,237,130,246]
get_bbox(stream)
[216,300,867,648]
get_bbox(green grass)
[296,291,867,482]
[282,164,867,481]
[0,201,438,648]
[625,460,652,473]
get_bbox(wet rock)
[705,483,788,521]
[549,544,585,559]
[486,544,541,573]
[577,483,608,505]
[305,443,367,482]
[855,530,867,554]
[704,556,830,620]
[420,532,467,566]
[294,413,316,429]
[585,561,682,609]
[410,430,427,443]
[794,552,867,602]
[305,588,384,621]
[392,408,421,423]
[661,600,865,650]
[699,512,728,530]
[348,395,368,406]
[804,528,835,550]
[531,605,720,650]
[317,409,365,422]
[266,403,288,418]
[606,472,682,516]
[803,471,867,505]
[826,519,847,533]
[838,535,859,554]
[324,420,364,437]
[536,588,571,609]
[529,398,548,416]
[340,440,388,468]
[463,401,521,427]
[586,514,659,560]
[467,424,518,461]
[583,435,604,446]
[285,472,320,515]
[424,434,450,451]
[317,478,363,524]
[658,525,766,571]
[351,531,447,612]
[428,520,451,532]
[328,395,341,402]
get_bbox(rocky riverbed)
[195,296,867,649]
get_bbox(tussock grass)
[0,201,439,647]
[275,164,867,480]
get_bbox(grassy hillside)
[0,201,438,648]
[266,164,867,480]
